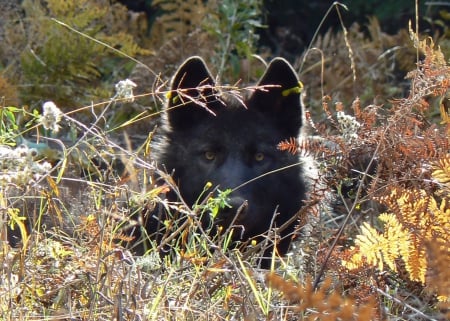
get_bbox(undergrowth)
[0,1,449,320]
[279,30,450,320]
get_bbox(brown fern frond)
[266,273,379,320]
[278,136,332,160]
[322,95,338,128]
[351,96,363,122]
[277,137,298,155]
[406,35,450,111]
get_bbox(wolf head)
[152,56,310,261]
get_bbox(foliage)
[342,189,449,286]
[292,26,450,319]
[0,105,20,146]
[299,17,419,119]
[0,77,19,107]
[151,0,209,42]
[0,2,449,320]
[203,0,263,79]
[266,273,379,320]
[17,0,150,108]
[139,0,264,85]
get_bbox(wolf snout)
[221,197,248,225]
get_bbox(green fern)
[20,0,150,107]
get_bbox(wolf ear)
[167,56,221,130]
[248,58,303,137]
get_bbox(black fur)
[147,56,312,266]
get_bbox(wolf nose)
[222,197,248,223]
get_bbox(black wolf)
[147,56,313,265]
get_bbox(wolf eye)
[254,152,265,162]
[204,151,216,161]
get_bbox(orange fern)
[266,273,379,320]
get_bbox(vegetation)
[0,0,449,320]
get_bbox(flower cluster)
[115,79,137,103]
[0,144,51,187]
[336,111,361,142]
[39,101,62,132]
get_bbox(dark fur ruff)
[148,56,313,266]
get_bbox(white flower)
[336,111,361,142]
[0,144,51,187]
[40,101,62,132]
[115,79,137,103]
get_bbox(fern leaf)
[277,137,298,155]
[266,273,378,319]
[351,215,411,273]
[379,213,411,267]
[405,237,427,283]
[367,187,450,285]
[433,155,450,185]
[354,222,388,271]
[341,250,365,270]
